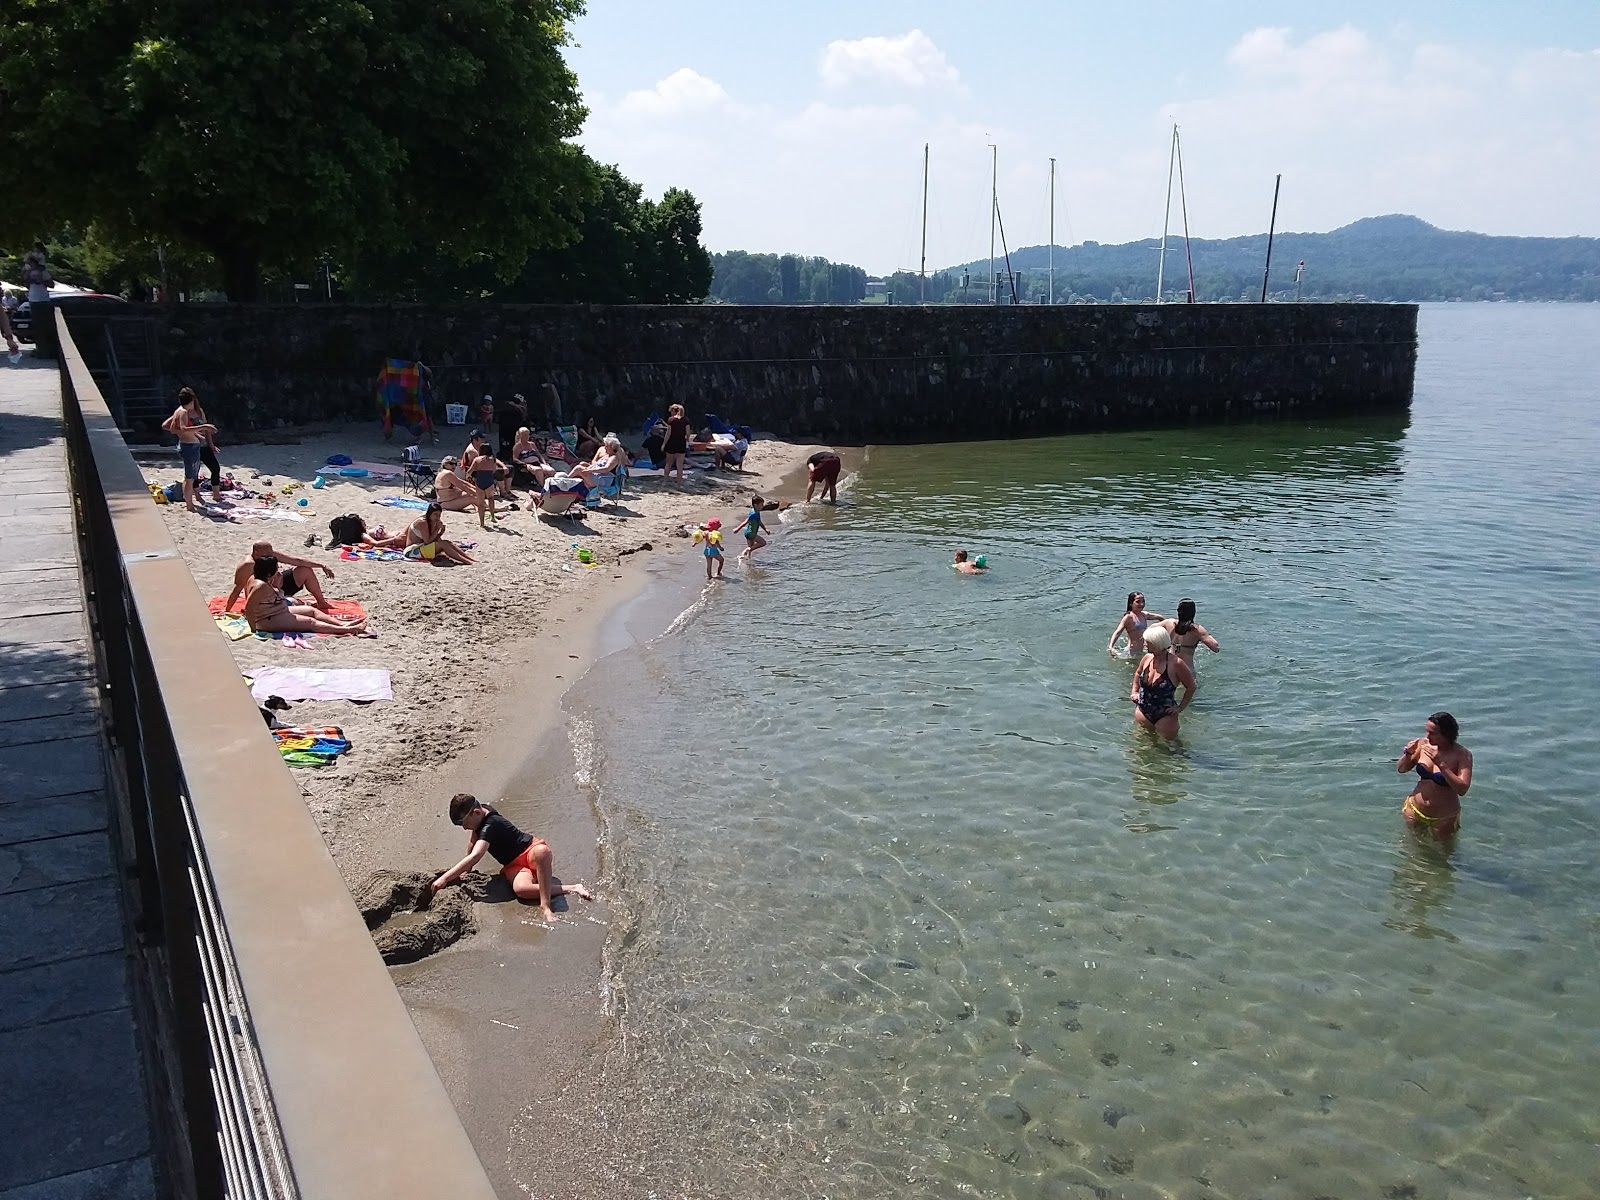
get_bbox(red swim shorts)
[811,455,841,482]
[501,839,549,880]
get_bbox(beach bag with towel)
[328,513,367,546]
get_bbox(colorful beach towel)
[376,359,432,437]
[245,667,392,703]
[273,726,352,767]
[214,614,252,641]
[209,597,367,622]
[340,547,406,562]
[374,495,432,510]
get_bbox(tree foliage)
[0,0,595,298]
[708,252,868,304]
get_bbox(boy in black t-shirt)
[431,794,594,921]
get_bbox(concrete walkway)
[0,358,156,1199]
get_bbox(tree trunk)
[216,244,261,301]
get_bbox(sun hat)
[706,518,721,530]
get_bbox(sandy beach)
[147,419,824,1196]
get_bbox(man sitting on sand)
[431,793,594,922]
[434,455,492,527]
[242,556,368,634]
[223,540,338,612]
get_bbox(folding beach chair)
[535,486,589,520]
[584,464,628,510]
[703,413,735,435]
[400,445,437,497]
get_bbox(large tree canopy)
[0,0,596,298]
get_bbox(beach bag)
[328,513,367,546]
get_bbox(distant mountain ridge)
[939,214,1600,302]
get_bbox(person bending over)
[432,794,594,922]
[223,540,336,613]
[1397,711,1473,841]
[806,450,842,503]
[242,556,367,634]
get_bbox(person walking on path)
[1,301,19,364]
[22,241,54,359]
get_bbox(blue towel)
[374,495,431,510]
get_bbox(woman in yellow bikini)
[406,503,475,565]
[1396,711,1473,840]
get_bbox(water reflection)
[1124,726,1190,829]
[1384,833,1459,942]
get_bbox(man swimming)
[1396,711,1473,840]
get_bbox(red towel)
[209,596,367,620]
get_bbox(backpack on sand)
[328,513,367,546]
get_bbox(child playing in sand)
[739,497,770,563]
[693,517,726,579]
[431,794,594,922]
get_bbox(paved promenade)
[0,358,156,1199]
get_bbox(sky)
[566,2,1600,274]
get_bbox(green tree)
[638,188,713,303]
[0,0,595,299]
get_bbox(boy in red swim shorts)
[431,793,594,921]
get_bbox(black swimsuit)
[1136,657,1178,721]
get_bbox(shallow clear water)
[570,305,1600,1199]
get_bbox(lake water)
[562,304,1600,1199]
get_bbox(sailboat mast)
[989,144,998,305]
[1156,124,1176,304]
[920,142,929,304]
[1260,173,1282,303]
[1175,127,1195,303]
[1048,157,1056,306]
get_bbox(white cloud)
[819,30,960,90]
[616,68,732,120]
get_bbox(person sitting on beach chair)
[432,793,594,922]
[568,434,629,490]
[242,556,368,634]
[434,456,493,527]
[223,541,337,613]
[510,427,556,490]
[714,426,753,471]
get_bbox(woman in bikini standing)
[1128,624,1196,742]
[1397,711,1473,841]
[1108,591,1165,658]
[662,403,690,483]
[1161,598,1220,668]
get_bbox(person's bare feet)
[560,882,595,902]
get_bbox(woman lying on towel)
[405,503,475,565]
[243,557,368,634]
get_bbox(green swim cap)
[974,555,987,568]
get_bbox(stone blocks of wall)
[126,302,1417,440]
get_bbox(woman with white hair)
[1128,623,1197,741]
[569,433,628,489]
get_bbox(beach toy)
[313,475,326,489]
[975,555,987,568]
[338,467,370,478]
[297,497,309,507]
[576,547,594,564]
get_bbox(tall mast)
[920,143,929,303]
[989,144,998,305]
[1175,127,1195,303]
[1156,123,1176,304]
[1048,157,1056,306]
[1260,173,1282,303]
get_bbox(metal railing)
[55,312,499,1200]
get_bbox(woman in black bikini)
[1162,598,1220,668]
[1129,624,1196,742]
[662,403,690,482]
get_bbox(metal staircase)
[93,317,167,433]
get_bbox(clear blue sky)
[567,2,1600,271]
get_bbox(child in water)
[953,549,987,575]
[739,498,770,562]
[693,517,725,579]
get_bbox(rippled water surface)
[570,305,1600,1198]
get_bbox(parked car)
[10,291,129,342]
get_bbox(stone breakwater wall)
[115,301,1417,439]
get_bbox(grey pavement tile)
[0,642,92,690]
[0,832,114,895]
[0,493,72,514]
[0,951,130,1034]
[0,679,96,725]
[0,611,87,645]
[0,577,81,608]
[0,597,83,620]
[0,737,104,800]
[0,1009,151,1190]
[0,709,100,749]
[0,1157,156,1200]
[0,876,123,972]
[0,792,108,844]
[8,481,71,499]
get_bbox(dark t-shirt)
[664,415,690,453]
[475,810,533,866]
[808,451,840,467]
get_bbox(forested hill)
[942,215,1600,303]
